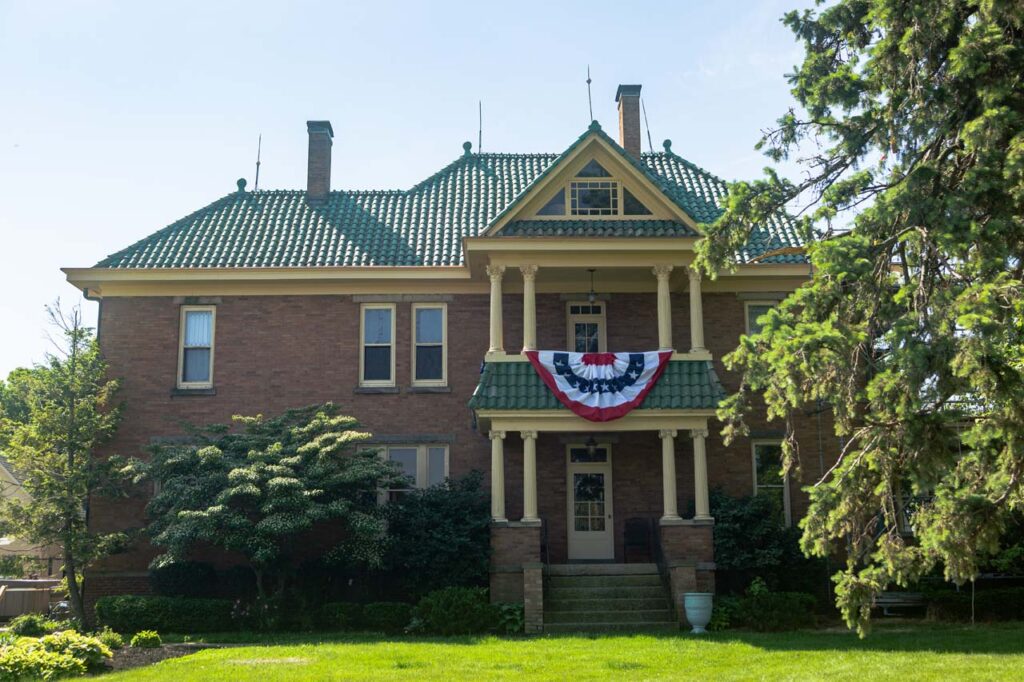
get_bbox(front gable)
[483,124,702,237]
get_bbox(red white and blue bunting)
[525,350,673,422]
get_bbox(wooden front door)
[566,445,614,561]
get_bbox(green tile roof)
[467,360,726,411]
[501,219,698,238]
[95,125,805,269]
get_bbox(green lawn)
[98,623,1024,681]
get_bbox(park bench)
[873,591,925,616]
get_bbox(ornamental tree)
[144,404,402,598]
[0,304,130,624]
[695,1,1024,631]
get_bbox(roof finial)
[663,139,673,155]
[463,141,473,156]
[236,178,247,193]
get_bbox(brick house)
[64,84,833,632]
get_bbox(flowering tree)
[145,404,402,598]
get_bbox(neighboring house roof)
[468,360,726,411]
[95,125,805,270]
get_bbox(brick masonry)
[89,289,839,612]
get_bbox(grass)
[98,622,1024,681]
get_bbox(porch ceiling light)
[585,436,599,455]
[587,269,597,304]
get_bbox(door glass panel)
[573,473,606,533]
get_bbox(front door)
[566,445,614,561]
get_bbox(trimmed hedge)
[317,602,364,630]
[718,591,817,631]
[361,602,412,634]
[95,595,234,633]
[414,587,497,635]
[927,588,1024,622]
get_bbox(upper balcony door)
[566,301,607,353]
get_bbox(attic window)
[537,189,566,216]
[531,158,658,218]
[571,181,618,215]
[623,187,652,215]
[576,159,611,177]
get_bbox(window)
[567,302,607,353]
[745,301,776,335]
[177,306,215,389]
[412,303,446,386]
[381,444,449,499]
[531,158,653,218]
[360,304,395,386]
[752,441,791,526]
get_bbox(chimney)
[615,84,642,158]
[306,120,334,201]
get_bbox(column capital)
[652,264,674,281]
[687,264,702,284]
[690,427,709,439]
[520,430,538,440]
[489,430,506,441]
[658,428,677,440]
[486,264,506,281]
[519,264,539,280]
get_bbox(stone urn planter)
[683,592,714,634]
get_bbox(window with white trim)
[177,306,215,389]
[752,441,791,526]
[745,301,776,335]
[382,444,449,500]
[566,302,607,352]
[360,304,395,386]
[535,158,653,218]
[412,303,446,386]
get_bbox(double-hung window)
[567,302,607,352]
[745,301,776,335]
[382,444,449,500]
[412,303,446,386]
[360,304,395,386]
[752,441,791,526]
[177,306,215,389]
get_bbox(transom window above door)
[567,302,607,353]
[536,159,653,218]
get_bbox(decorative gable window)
[535,159,653,218]
[360,304,395,386]
[177,306,215,389]
[412,303,446,386]
[752,441,791,526]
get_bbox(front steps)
[544,564,677,633]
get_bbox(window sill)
[170,387,216,397]
[354,386,400,394]
[407,385,451,394]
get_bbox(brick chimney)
[615,84,642,158]
[306,120,334,202]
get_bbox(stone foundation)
[489,522,542,628]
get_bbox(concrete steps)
[543,564,677,633]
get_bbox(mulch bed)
[105,643,222,673]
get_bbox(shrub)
[361,602,412,634]
[38,630,113,671]
[95,595,234,633]
[495,602,524,635]
[710,490,829,598]
[8,613,60,637]
[381,473,491,600]
[0,645,85,680]
[149,561,218,599]
[414,587,497,636]
[217,566,257,600]
[726,578,817,631]
[926,588,1024,622]
[317,602,363,630]
[95,627,124,650]
[130,630,162,648]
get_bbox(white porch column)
[521,430,539,523]
[520,265,538,352]
[688,265,706,352]
[659,429,682,521]
[489,430,506,522]
[653,265,674,351]
[692,427,712,520]
[486,264,506,353]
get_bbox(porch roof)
[468,359,726,411]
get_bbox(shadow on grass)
[165,622,1024,656]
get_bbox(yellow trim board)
[478,410,713,433]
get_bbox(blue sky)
[0,0,812,377]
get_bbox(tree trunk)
[63,547,86,625]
